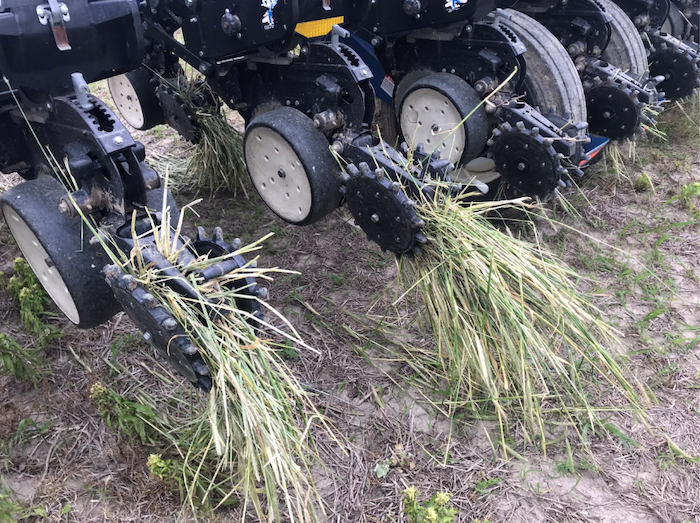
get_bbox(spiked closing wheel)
[585,83,642,141]
[342,163,425,255]
[489,125,563,198]
[105,266,212,390]
[192,226,265,324]
[156,85,199,142]
[648,42,700,100]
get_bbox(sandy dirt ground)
[1,94,699,522]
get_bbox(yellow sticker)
[295,16,345,38]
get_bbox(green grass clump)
[86,200,328,521]
[396,193,645,454]
[166,77,248,197]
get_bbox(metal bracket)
[36,0,71,51]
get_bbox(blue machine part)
[344,33,395,104]
[343,32,609,164]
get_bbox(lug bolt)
[371,213,380,223]
[278,169,286,178]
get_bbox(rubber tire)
[0,176,121,329]
[502,10,587,124]
[599,0,650,82]
[397,72,489,166]
[108,68,166,130]
[243,107,340,226]
[375,99,400,148]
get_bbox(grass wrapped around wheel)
[165,77,248,197]
[395,191,645,453]
[120,206,325,521]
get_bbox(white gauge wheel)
[1,204,80,323]
[108,74,146,129]
[399,87,467,165]
[245,126,313,223]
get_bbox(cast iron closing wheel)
[500,10,588,157]
[397,73,489,167]
[244,107,341,226]
[585,82,642,140]
[107,68,165,130]
[488,124,564,198]
[0,176,121,328]
[341,162,426,255]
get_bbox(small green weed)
[633,173,653,193]
[0,334,43,385]
[0,485,47,522]
[403,487,458,523]
[474,478,503,498]
[89,382,160,445]
[4,258,61,346]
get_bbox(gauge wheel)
[1,176,122,328]
[501,10,588,128]
[108,68,165,130]
[598,0,650,82]
[397,72,489,166]
[243,107,340,225]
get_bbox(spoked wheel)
[0,176,121,328]
[396,73,489,167]
[243,107,341,226]
[598,0,651,82]
[107,68,165,130]
[501,10,588,144]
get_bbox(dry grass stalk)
[393,191,645,455]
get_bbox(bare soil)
[1,99,699,522]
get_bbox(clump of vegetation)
[403,487,458,523]
[81,199,328,521]
[0,334,43,385]
[395,192,644,455]
[5,258,61,346]
[633,172,653,193]
[0,485,47,521]
[163,76,248,197]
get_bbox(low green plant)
[633,173,653,193]
[5,258,61,346]
[0,333,43,385]
[403,487,458,523]
[0,486,47,522]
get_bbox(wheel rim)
[1,204,80,323]
[108,75,145,129]
[399,87,467,165]
[245,126,313,223]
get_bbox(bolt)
[162,318,178,331]
[371,213,380,223]
[371,37,380,46]
[278,169,286,178]
[198,50,204,57]
[517,162,526,171]
[603,111,612,119]
[58,200,70,214]
[113,136,123,145]
[190,16,197,23]
[143,332,152,342]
